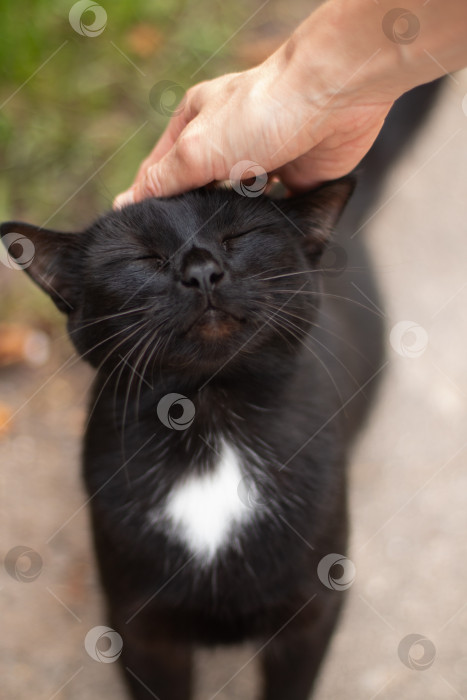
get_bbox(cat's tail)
[349,77,446,227]
[325,78,445,438]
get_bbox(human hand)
[114,0,467,207]
[116,51,392,206]
[116,65,392,206]
[114,60,393,207]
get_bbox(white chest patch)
[160,441,253,561]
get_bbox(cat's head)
[0,180,353,380]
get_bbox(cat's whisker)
[252,262,378,284]
[256,304,345,404]
[79,318,145,364]
[271,290,384,317]
[60,305,151,340]
[254,265,381,285]
[156,327,176,376]
[257,301,362,390]
[255,300,372,364]
[133,317,173,421]
[91,319,149,378]
[86,319,153,432]
[243,266,291,281]
[119,323,160,465]
[256,270,316,282]
[74,306,152,330]
[134,330,164,418]
[113,323,156,447]
[46,317,146,383]
[112,310,174,448]
[253,309,297,352]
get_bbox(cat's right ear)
[0,221,83,314]
[277,177,355,264]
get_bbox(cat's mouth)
[185,305,246,341]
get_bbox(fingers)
[114,93,196,208]
[119,126,218,203]
[135,107,192,183]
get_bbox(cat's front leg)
[111,613,193,700]
[259,594,344,700]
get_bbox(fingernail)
[114,189,135,209]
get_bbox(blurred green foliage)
[0,0,256,228]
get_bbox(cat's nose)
[182,259,224,292]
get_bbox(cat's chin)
[163,313,255,376]
[185,308,246,343]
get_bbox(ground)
[1,17,467,700]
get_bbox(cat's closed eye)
[222,229,255,251]
[133,253,166,268]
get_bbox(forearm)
[272,0,467,105]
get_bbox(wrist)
[276,0,409,107]
[272,0,467,109]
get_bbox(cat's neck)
[92,350,306,435]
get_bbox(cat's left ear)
[277,177,355,263]
[0,221,83,314]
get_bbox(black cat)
[0,80,442,700]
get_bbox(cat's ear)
[277,177,355,263]
[0,221,83,314]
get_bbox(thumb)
[128,131,217,203]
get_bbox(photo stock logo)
[149,81,185,117]
[85,626,123,663]
[157,393,196,430]
[237,475,267,510]
[382,8,420,44]
[317,553,356,591]
[4,546,43,582]
[398,633,436,671]
[462,93,467,117]
[0,232,35,270]
[320,243,348,277]
[230,160,268,198]
[69,1,107,37]
[390,320,428,358]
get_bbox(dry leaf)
[0,324,51,367]
[126,24,164,58]
[0,401,12,437]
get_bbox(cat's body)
[82,187,372,700]
[1,80,442,700]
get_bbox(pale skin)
[114,0,467,208]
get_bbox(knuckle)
[136,157,152,180]
[144,166,163,196]
[184,86,196,102]
[175,131,199,167]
